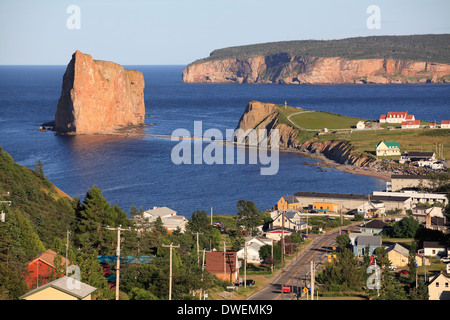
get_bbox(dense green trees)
[192,34,450,65]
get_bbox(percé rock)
[54,50,145,134]
[182,54,450,84]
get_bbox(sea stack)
[54,50,145,134]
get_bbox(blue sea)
[0,65,449,218]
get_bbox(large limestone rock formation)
[54,50,145,134]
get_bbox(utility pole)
[223,241,227,283]
[201,249,206,300]
[310,260,315,300]
[281,210,285,300]
[106,225,130,300]
[244,240,247,288]
[162,242,180,300]
[195,232,204,265]
[65,230,71,275]
[211,206,213,225]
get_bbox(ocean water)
[0,65,449,218]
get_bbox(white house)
[270,210,307,232]
[422,241,447,257]
[236,237,273,265]
[141,206,187,232]
[401,120,420,129]
[356,200,386,217]
[375,141,401,156]
[441,120,450,129]
[356,121,365,130]
[380,111,414,124]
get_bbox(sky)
[0,0,449,65]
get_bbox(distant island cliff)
[54,50,145,134]
[182,34,450,84]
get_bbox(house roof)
[387,111,408,118]
[441,120,450,125]
[19,276,97,300]
[404,152,435,159]
[423,241,446,249]
[391,174,429,180]
[376,141,399,148]
[143,206,176,217]
[362,220,391,230]
[380,115,386,119]
[28,249,69,268]
[282,195,298,204]
[294,191,367,200]
[402,120,420,125]
[386,243,409,257]
[355,235,381,246]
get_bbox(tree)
[374,247,407,300]
[236,200,260,236]
[407,241,417,287]
[391,217,419,238]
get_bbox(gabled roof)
[386,243,409,257]
[376,141,399,148]
[143,206,176,217]
[362,220,391,230]
[401,120,420,125]
[387,111,408,118]
[355,235,381,246]
[281,195,298,204]
[441,120,450,124]
[423,241,446,249]
[28,249,69,268]
[19,276,97,300]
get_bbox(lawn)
[289,111,365,130]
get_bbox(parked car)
[301,234,308,239]
[246,279,255,286]
[398,269,409,274]
[441,257,450,263]
[389,265,397,271]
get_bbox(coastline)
[294,148,391,182]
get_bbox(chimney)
[425,214,431,229]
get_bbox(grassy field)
[289,111,365,130]
[317,128,450,159]
[272,104,449,160]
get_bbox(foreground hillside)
[182,34,450,84]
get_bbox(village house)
[375,141,401,156]
[359,220,392,235]
[137,206,188,233]
[264,227,294,241]
[352,235,382,257]
[401,120,420,129]
[399,151,435,164]
[270,209,307,232]
[25,249,69,289]
[422,241,447,257]
[428,269,450,300]
[19,276,97,300]
[276,195,300,211]
[205,251,241,283]
[236,237,273,265]
[356,120,365,130]
[440,120,450,129]
[356,200,386,218]
[379,111,415,124]
[385,243,426,268]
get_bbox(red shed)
[25,249,69,289]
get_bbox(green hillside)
[191,34,450,65]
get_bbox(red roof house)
[25,249,69,289]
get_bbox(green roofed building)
[375,141,401,156]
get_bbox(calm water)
[0,65,449,218]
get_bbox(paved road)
[247,225,358,300]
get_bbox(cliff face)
[182,54,450,84]
[235,101,377,167]
[234,101,299,149]
[54,51,145,134]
